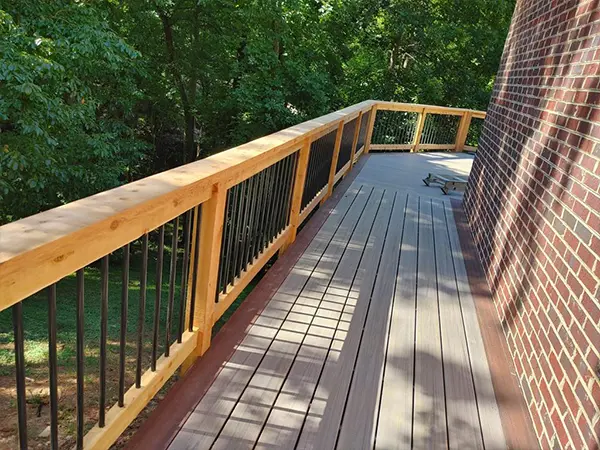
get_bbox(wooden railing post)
[455,111,473,152]
[348,111,363,171]
[281,140,310,253]
[181,182,227,373]
[323,121,344,202]
[363,105,378,154]
[411,108,427,152]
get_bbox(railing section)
[369,102,486,152]
[0,100,485,449]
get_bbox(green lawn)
[0,238,263,448]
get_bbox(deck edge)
[450,198,540,450]
[124,155,370,450]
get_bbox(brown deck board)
[375,194,419,449]
[412,197,447,449]
[337,191,407,449]
[432,199,483,449]
[254,188,384,449]
[135,153,516,450]
[295,188,394,450]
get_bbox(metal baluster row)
[10,206,200,449]
[356,110,371,153]
[216,152,298,297]
[336,117,358,172]
[421,114,461,145]
[371,110,419,146]
[301,129,337,210]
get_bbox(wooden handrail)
[0,99,486,450]
[0,100,376,310]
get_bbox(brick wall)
[464,0,600,448]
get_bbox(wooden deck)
[129,154,512,450]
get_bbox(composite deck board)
[431,200,483,450]
[169,186,368,449]
[296,189,395,450]
[443,202,507,450]
[165,161,506,450]
[253,189,385,449]
[337,192,407,449]
[208,186,374,448]
[375,194,419,449]
[412,197,447,449]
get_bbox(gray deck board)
[432,199,483,450]
[375,194,419,449]
[168,154,506,450]
[412,197,447,449]
[337,192,407,449]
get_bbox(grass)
[0,236,265,448]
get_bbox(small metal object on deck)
[423,172,468,194]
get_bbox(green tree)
[0,2,144,223]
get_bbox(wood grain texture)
[168,186,369,450]
[412,197,447,449]
[444,201,507,450]
[295,188,394,450]
[0,101,375,310]
[432,199,483,450]
[375,194,419,449]
[337,192,407,449]
[254,188,383,449]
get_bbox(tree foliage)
[0,0,515,223]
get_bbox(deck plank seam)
[410,196,421,449]
[207,185,374,448]
[442,202,487,449]
[183,185,367,449]
[249,187,382,447]
[333,190,398,450]
[373,193,410,448]
[290,187,389,450]
[430,198,451,450]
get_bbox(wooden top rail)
[0,100,374,310]
[376,101,486,119]
[0,99,486,310]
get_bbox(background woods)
[0,0,515,224]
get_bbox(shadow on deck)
[126,153,537,450]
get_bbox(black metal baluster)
[230,182,246,284]
[12,303,27,450]
[259,165,274,254]
[238,177,254,275]
[165,218,179,355]
[276,157,290,235]
[76,269,84,450]
[243,174,260,271]
[178,212,192,343]
[218,195,230,296]
[224,185,240,291]
[267,161,282,244]
[151,225,165,371]
[252,170,266,260]
[136,234,148,388]
[118,244,129,407]
[47,284,59,449]
[284,154,298,227]
[189,207,201,332]
[278,156,292,233]
[99,255,109,427]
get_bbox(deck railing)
[0,100,485,449]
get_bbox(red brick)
[463,0,600,444]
